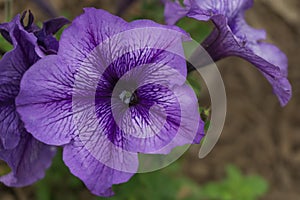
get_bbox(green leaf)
[200,165,269,200]
[187,73,202,98]
[34,149,84,200]
[0,35,13,57]
[0,161,11,176]
[131,0,165,23]
[98,162,203,200]
[176,18,213,43]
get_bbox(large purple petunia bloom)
[0,13,68,186]
[16,8,204,196]
[164,0,292,106]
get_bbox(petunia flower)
[163,0,292,106]
[16,8,204,196]
[0,13,68,186]
[1,10,70,56]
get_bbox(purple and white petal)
[63,139,135,197]
[58,8,128,67]
[16,56,73,145]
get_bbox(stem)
[4,0,13,22]
[187,45,215,74]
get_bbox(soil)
[0,0,299,200]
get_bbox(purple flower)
[0,13,68,186]
[164,0,292,106]
[16,8,204,196]
[1,11,70,56]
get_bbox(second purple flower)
[164,0,292,106]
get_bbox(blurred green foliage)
[34,151,268,200]
[134,0,212,43]
[139,0,165,23]
[187,74,202,98]
[199,107,211,131]
[200,165,269,200]
[0,161,11,176]
[0,36,13,58]
[177,18,212,43]
[34,150,83,200]
[99,162,202,200]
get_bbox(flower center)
[119,90,138,106]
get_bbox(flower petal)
[63,139,135,197]
[41,17,70,35]
[0,133,56,187]
[16,56,73,145]
[230,13,266,42]
[148,84,205,154]
[164,0,254,24]
[164,0,189,24]
[203,15,291,106]
[0,104,21,149]
[0,21,39,149]
[34,17,70,55]
[127,77,203,153]
[0,11,64,187]
[243,42,291,106]
[58,8,128,67]
[163,0,291,105]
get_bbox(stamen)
[119,90,138,106]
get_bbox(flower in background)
[0,12,68,186]
[1,10,69,55]
[16,8,204,196]
[164,0,292,106]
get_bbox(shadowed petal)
[0,105,21,149]
[0,20,39,149]
[0,11,66,187]
[35,17,70,55]
[42,17,70,35]
[0,133,56,187]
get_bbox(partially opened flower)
[0,13,68,186]
[1,11,69,56]
[164,0,292,106]
[16,8,204,196]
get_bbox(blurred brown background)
[0,0,299,199]
[187,1,300,199]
